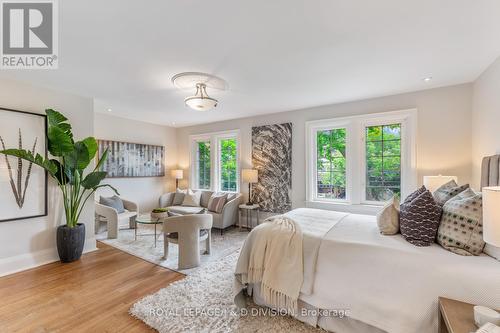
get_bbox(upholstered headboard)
[481,154,500,190]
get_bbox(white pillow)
[182,189,201,207]
[376,196,400,235]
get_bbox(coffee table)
[135,214,164,247]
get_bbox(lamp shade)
[242,169,258,183]
[171,169,183,179]
[423,175,458,193]
[483,186,500,247]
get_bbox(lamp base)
[246,201,254,206]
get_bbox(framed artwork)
[97,140,165,178]
[0,108,48,222]
[252,122,292,213]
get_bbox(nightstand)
[239,204,260,230]
[438,297,499,333]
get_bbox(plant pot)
[151,211,169,220]
[57,223,86,263]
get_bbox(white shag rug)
[130,250,323,333]
[97,226,248,274]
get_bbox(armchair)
[163,214,213,270]
[94,198,138,239]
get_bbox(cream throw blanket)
[235,216,303,312]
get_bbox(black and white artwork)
[98,140,165,178]
[0,108,47,222]
[252,123,292,213]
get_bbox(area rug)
[130,250,322,332]
[96,226,248,274]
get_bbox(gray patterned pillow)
[400,190,442,246]
[437,188,484,256]
[403,186,426,204]
[433,180,469,206]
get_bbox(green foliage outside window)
[316,128,346,199]
[197,141,210,189]
[220,138,237,192]
[365,124,401,201]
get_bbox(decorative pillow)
[182,189,202,207]
[400,190,442,246]
[207,192,228,213]
[172,188,186,206]
[433,180,469,206]
[437,188,484,256]
[403,186,426,204]
[227,192,238,202]
[99,196,125,213]
[377,196,400,235]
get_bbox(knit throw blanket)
[235,216,303,312]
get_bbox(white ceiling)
[1,0,500,127]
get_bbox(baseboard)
[0,239,98,278]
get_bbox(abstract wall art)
[97,140,165,178]
[0,108,47,222]
[251,122,292,213]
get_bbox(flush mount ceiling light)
[172,72,227,111]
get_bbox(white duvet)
[283,208,500,333]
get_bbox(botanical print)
[98,140,165,178]
[252,123,292,213]
[0,108,47,222]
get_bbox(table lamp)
[172,169,183,189]
[242,169,258,205]
[423,175,458,193]
[483,186,500,247]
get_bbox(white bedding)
[273,208,500,333]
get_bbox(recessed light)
[423,77,432,82]
[107,108,112,112]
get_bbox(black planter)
[56,223,85,263]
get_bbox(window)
[365,124,401,201]
[195,141,211,189]
[306,110,416,208]
[190,130,239,192]
[219,138,238,192]
[316,128,347,200]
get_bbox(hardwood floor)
[0,242,184,333]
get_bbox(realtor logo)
[1,0,58,69]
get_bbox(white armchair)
[95,198,138,239]
[163,214,213,270]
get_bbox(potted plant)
[0,109,117,262]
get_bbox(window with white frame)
[306,110,416,206]
[190,130,240,192]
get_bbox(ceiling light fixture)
[107,108,112,112]
[423,77,432,82]
[184,83,218,111]
[172,72,227,112]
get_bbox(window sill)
[305,200,383,215]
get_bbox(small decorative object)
[151,208,169,220]
[483,187,500,247]
[1,109,117,262]
[242,169,258,205]
[97,140,164,178]
[252,123,292,213]
[0,108,47,222]
[172,169,183,189]
[423,175,458,193]
[474,305,500,327]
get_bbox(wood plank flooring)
[0,242,184,333]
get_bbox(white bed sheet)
[289,208,500,333]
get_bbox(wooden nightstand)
[438,297,499,333]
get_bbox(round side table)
[238,204,260,230]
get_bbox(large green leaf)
[46,109,74,143]
[82,137,98,160]
[51,159,69,184]
[0,149,57,176]
[66,141,90,170]
[47,126,74,156]
[92,183,119,195]
[95,148,108,171]
[81,171,107,189]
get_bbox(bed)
[235,155,500,333]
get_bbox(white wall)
[177,84,473,212]
[94,113,177,212]
[0,78,96,277]
[472,56,500,189]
